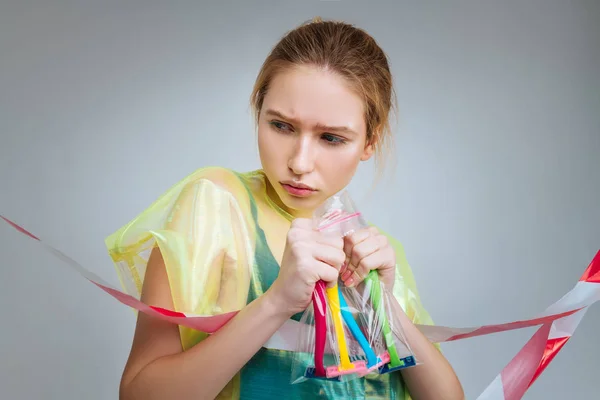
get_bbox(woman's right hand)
[267,218,345,316]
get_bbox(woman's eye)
[321,134,346,145]
[270,121,291,132]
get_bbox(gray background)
[1,1,599,399]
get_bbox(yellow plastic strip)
[325,283,354,371]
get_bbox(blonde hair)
[250,17,397,175]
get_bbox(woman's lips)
[280,182,317,197]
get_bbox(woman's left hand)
[340,226,396,290]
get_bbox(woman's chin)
[279,193,323,218]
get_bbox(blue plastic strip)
[337,285,378,368]
[378,355,417,374]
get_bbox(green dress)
[105,166,436,400]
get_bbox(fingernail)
[341,270,352,281]
[345,277,354,287]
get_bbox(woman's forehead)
[262,65,366,132]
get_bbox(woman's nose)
[287,136,316,176]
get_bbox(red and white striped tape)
[2,215,598,399]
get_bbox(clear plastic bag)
[290,278,369,383]
[290,191,418,384]
[359,271,417,374]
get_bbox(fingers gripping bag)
[316,192,419,375]
[290,193,373,384]
[290,191,419,385]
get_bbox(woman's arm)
[119,218,345,400]
[340,227,464,399]
[119,246,290,400]
[398,311,465,400]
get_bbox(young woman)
[107,18,464,400]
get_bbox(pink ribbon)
[2,215,598,400]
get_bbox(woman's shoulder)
[141,166,266,215]
[177,166,266,197]
[179,167,273,215]
[105,166,261,251]
[177,165,246,193]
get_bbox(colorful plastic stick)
[312,280,327,377]
[364,270,404,368]
[325,282,355,372]
[303,280,341,381]
[324,282,368,378]
[337,285,378,368]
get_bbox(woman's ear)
[360,141,375,161]
[360,129,377,161]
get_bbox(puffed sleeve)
[105,167,255,334]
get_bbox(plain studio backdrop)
[1,1,598,399]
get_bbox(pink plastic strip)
[2,215,598,400]
[312,280,327,377]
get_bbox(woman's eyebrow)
[313,122,358,136]
[264,109,296,123]
[264,109,357,136]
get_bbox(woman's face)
[257,64,373,218]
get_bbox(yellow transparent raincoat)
[105,166,435,400]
